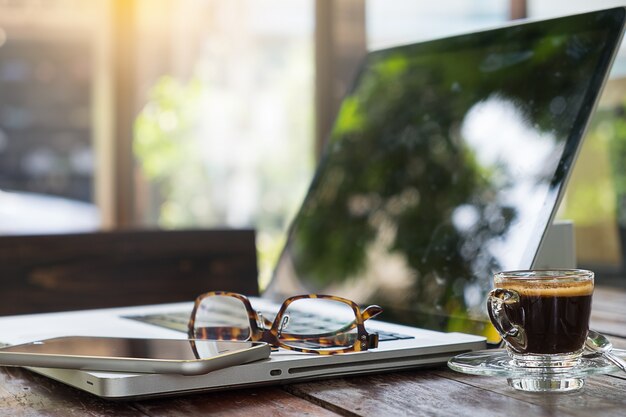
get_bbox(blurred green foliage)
[133,76,217,228]
[133,65,314,288]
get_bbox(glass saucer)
[448,349,626,393]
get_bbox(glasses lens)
[192,295,251,340]
[277,298,358,351]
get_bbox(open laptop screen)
[269,8,625,339]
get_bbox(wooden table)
[1,286,625,417]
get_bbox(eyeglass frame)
[187,291,383,355]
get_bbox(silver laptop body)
[0,301,483,399]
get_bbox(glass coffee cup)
[487,269,594,369]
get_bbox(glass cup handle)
[487,288,527,352]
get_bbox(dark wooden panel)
[0,229,258,315]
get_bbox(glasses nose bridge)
[277,314,290,336]
[255,311,266,330]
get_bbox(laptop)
[0,7,623,399]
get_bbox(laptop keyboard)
[124,311,414,342]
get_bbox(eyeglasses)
[187,291,383,354]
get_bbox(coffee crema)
[498,280,593,355]
[497,279,593,297]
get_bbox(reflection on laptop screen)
[269,9,625,339]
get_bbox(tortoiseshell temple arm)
[362,305,383,321]
[258,313,273,329]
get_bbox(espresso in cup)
[488,269,594,367]
[498,278,593,355]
